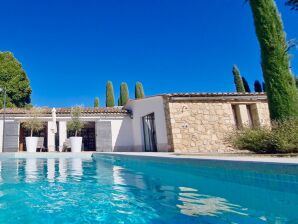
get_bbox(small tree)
[254,80,263,92]
[120,82,129,106]
[135,81,145,99]
[232,65,245,93]
[106,81,115,107]
[67,107,84,137]
[23,108,45,137]
[94,97,100,108]
[242,77,251,92]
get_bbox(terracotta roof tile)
[0,107,128,115]
[162,92,266,97]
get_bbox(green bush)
[230,118,298,153]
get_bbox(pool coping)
[0,152,93,159]
[0,152,298,165]
[93,152,298,165]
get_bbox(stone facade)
[164,96,270,153]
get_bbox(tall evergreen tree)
[249,0,298,120]
[94,97,99,108]
[286,0,298,10]
[119,82,129,106]
[295,77,298,89]
[262,82,266,92]
[135,81,145,99]
[232,65,245,93]
[0,51,32,108]
[254,80,263,92]
[242,77,251,92]
[118,97,121,106]
[106,81,115,107]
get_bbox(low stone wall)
[166,100,270,153]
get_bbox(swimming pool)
[0,155,298,223]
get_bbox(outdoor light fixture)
[0,86,6,152]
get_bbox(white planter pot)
[70,137,82,152]
[26,137,39,152]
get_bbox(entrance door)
[142,113,157,152]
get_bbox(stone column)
[256,102,271,127]
[47,121,55,152]
[238,104,250,127]
[59,121,67,152]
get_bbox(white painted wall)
[110,117,133,151]
[47,121,55,152]
[59,121,67,152]
[0,114,135,153]
[125,96,169,152]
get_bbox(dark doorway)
[67,122,96,151]
[55,122,59,151]
[142,113,157,152]
[19,122,47,151]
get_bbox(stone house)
[0,92,270,153]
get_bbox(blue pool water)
[0,155,298,223]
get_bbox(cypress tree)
[249,0,298,120]
[94,97,100,108]
[242,77,251,92]
[135,81,145,99]
[106,81,115,107]
[232,65,245,93]
[286,0,298,10]
[118,97,121,106]
[295,77,298,89]
[120,82,129,106]
[254,80,262,92]
[262,82,266,92]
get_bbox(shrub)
[23,108,45,137]
[67,107,84,137]
[229,118,298,153]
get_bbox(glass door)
[142,113,157,152]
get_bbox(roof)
[161,92,266,97]
[162,92,267,101]
[0,107,128,115]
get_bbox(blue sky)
[0,0,297,107]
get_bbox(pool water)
[0,155,298,224]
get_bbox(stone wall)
[166,100,270,153]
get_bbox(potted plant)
[23,108,44,152]
[67,107,84,152]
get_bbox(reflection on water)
[71,158,82,177]
[25,159,37,182]
[58,159,67,182]
[0,161,2,182]
[177,187,246,217]
[47,159,55,181]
